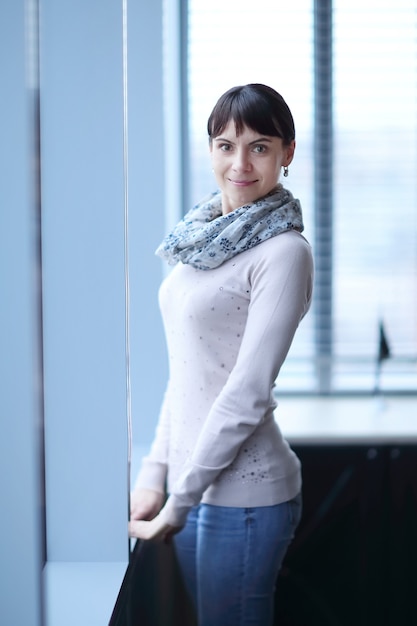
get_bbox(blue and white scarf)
[156,184,304,270]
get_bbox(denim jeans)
[173,493,302,626]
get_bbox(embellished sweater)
[135,230,314,527]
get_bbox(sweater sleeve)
[161,232,314,527]
[133,389,170,494]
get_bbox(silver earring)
[283,166,289,177]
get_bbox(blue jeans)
[173,493,302,626]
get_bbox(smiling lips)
[229,179,258,187]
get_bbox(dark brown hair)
[207,84,295,146]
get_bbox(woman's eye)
[219,143,232,151]
[253,144,267,153]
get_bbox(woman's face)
[209,121,295,215]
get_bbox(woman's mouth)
[229,179,257,187]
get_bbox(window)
[186,0,417,394]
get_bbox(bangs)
[207,85,295,145]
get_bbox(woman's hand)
[129,511,182,543]
[130,487,165,521]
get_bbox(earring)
[283,166,289,177]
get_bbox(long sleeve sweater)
[135,229,314,527]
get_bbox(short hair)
[207,83,295,146]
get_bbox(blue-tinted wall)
[0,1,44,623]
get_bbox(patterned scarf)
[155,184,304,270]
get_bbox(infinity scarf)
[155,184,304,270]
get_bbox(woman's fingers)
[128,520,155,540]
[128,515,182,542]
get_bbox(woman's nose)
[232,149,251,171]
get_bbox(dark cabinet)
[111,444,417,626]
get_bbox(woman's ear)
[283,140,296,167]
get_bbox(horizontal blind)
[333,0,417,391]
[186,0,417,392]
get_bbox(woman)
[129,83,314,626]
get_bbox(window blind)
[186,0,417,393]
[332,0,417,391]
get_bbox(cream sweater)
[135,230,314,527]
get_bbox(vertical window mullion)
[314,0,334,393]
[179,0,190,215]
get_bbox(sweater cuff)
[133,459,167,495]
